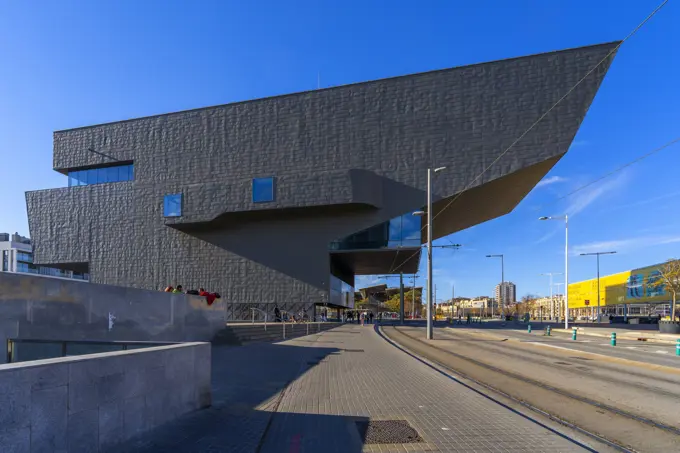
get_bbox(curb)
[550,328,678,345]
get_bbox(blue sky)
[1,1,678,299]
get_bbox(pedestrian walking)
[369,312,374,324]
[360,312,365,326]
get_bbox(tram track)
[437,328,680,399]
[381,325,680,453]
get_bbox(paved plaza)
[123,324,593,452]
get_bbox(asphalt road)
[382,324,680,453]
[450,323,680,369]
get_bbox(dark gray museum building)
[26,42,618,319]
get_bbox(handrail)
[6,338,179,364]
[249,307,268,330]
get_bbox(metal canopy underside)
[331,247,421,275]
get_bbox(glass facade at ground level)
[330,274,354,308]
[68,164,134,187]
[330,213,421,250]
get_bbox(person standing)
[368,312,374,324]
[360,311,365,326]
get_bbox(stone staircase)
[211,322,340,346]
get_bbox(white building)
[495,282,516,307]
[1,232,89,281]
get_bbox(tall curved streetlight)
[486,254,504,318]
[413,166,446,340]
[539,215,569,329]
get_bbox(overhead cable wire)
[534,136,680,211]
[387,0,669,275]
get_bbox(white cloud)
[563,171,627,217]
[570,140,590,148]
[572,235,680,256]
[536,176,568,188]
[534,173,627,244]
[600,190,680,214]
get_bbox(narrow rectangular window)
[252,177,275,203]
[164,193,182,217]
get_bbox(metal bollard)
[546,325,551,336]
[527,324,532,334]
[676,339,679,357]
[283,321,286,340]
[611,332,616,346]
[572,328,577,340]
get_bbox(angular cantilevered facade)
[26,42,619,319]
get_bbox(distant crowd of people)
[163,285,221,305]
[344,311,374,325]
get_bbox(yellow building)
[568,262,670,314]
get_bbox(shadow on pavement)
[121,340,366,453]
[259,412,369,453]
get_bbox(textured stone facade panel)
[28,43,619,306]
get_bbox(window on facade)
[164,193,182,217]
[252,177,275,203]
[16,252,33,263]
[67,163,134,187]
[330,213,422,251]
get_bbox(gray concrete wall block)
[97,372,126,405]
[0,272,226,344]
[67,378,97,415]
[122,395,149,439]
[0,342,210,453]
[66,409,98,453]
[24,364,69,392]
[98,400,124,450]
[0,426,30,453]
[30,385,68,453]
[0,373,31,430]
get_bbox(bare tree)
[648,259,680,321]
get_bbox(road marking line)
[655,350,669,354]
[625,347,638,350]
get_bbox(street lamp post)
[580,251,617,323]
[539,215,569,329]
[486,254,504,318]
[413,166,446,340]
[541,273,562,321]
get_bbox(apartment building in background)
[0,232,89,281]
[495,282,517,307]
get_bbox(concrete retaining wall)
[0,272,226,362]
[0,342,211,452]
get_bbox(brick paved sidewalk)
[123,324,590,452]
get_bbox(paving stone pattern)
[123,324,587,452]
[260,325,587,453]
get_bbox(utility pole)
[541,273,562,321]
[434,284,437,321]
[486,254,504,318]
[412,274,417,319]
[580,251,617,323]
[412,166,447,339]
[399,272,404,325]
